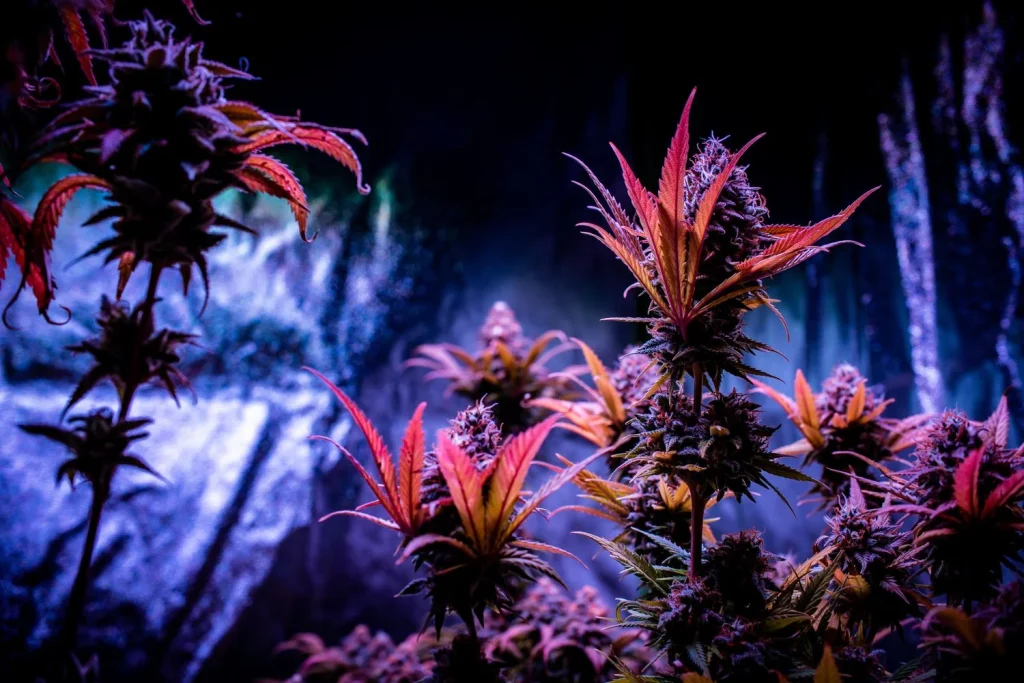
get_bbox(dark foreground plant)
[14,9,368,675]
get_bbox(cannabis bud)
[22,10,367,315]
[19,408,160,491]
[897,406,1024,605]
[630,389,781,503]
[408,301,574,431]
[64,296,196,415]
[704,530,779,619]
[752,364,929,508]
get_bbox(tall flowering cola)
[888,398,1024,606]
[408,301,576,431]
[16,10,368,316]
[753,364,931,508]
[569,88,876,388]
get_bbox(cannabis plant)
[15,9,368,673]
[568,88,873,576]
[815,480,927,640]
[407,300,578,431]
[530,339,661,454]
[310,367,599,677]
[885,399,1024,606]
[752,365,930,507]
[481,578,649,682]
[266,627,436,683]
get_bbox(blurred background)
[1,1,1022,680]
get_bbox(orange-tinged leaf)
[60,7,95,85]
[435,430,489,549]
[609,142,656,235]
[116,252,135,300]
[238,126,370,194]
[846,380,867,424]
[581,224,668,312]
[658,89,696,233]
[217,101,276,126]
[794,370,823,445]
[242,155,312,240]
[305,367,404,527]
[983,395,1010,449]
[310,436,399,525]
[743,187,880,266]
[954,447,983,517]
[485,414,561,550]
[749,378,799,420]
[511,539,586,566]
[398,402,427,531]
[395,533,475,565]
[180,0,211,26]
[503,450,603,544]
[814,645,840,683]
[682,674,714,683]
[572,337,625,424]
[318,509,400,531]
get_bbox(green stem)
[59,476,109,656]
[689,490,706,580]
[689,363,705,579]
[692,362,704,418]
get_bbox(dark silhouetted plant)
[407,300,578,431]
[12,9,369,675]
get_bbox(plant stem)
[60,264,164,658]
[689,491,706,580]
[59,476,109,656]
[117,266,162,422]
[689,362,705,579]
[691,362,704,418]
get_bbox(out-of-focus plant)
[264,627,437,683]
[406,300,578,431]
[14,9,368,675]
[751,364,931,508]
[917,579,1024,682]
[481,577,649,682]
[310,369,599,678]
